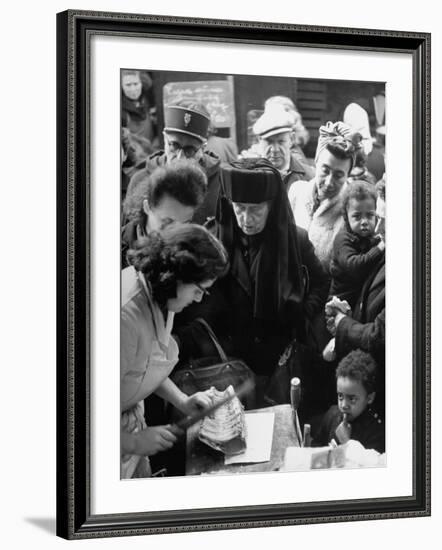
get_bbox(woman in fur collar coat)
[288,121,362,272]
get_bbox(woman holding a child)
[288,121,361,272]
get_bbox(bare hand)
[134,425,178,456]
[182,390,215,415]
[325,296,351,317]
[335,413,352,444]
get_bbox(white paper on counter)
[225,412,275,465]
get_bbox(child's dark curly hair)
[123,160,207,223]
[126,223,229,307]
[336,349,378,394]
[341,179,377,230]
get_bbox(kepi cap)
[164,104,210,142]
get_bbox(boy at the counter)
[313,349,385,453]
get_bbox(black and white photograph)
[2,0,440,547]
[54,9,431,540]
[120,69,387,479]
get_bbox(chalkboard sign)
[163,80,235,128]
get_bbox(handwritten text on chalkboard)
[163,80,235,128]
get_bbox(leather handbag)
[171,318,256,410]
[264,338,314,406]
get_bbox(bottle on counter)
[302,423,312,447]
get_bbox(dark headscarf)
[217,158,304,322]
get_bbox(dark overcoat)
[335,257,385,371]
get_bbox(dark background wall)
[146,69,384,157]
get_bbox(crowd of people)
[120,80,386,478]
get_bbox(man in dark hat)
[124,100,222,226]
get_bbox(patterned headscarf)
[315,121,362,171]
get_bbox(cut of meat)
[198,386,247,455]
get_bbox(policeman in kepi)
[253,103,315,195]
[125,99,222,226]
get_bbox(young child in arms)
[329,179,385,308]
[323,180,385,361]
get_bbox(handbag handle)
[194,318,228,362]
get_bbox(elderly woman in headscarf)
[175,158,329,403]
[288,121,362,272]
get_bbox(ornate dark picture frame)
[56,9,431,540]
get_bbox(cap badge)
[184,113,192,126]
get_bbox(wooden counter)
[186,404,298,476]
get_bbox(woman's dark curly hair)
[126,223,229,307]
[123,160,207,224]
[336,349,378,394]
[341,179,377,231]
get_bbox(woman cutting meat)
[121,223,228,478]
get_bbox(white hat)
[253,105,295,139]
